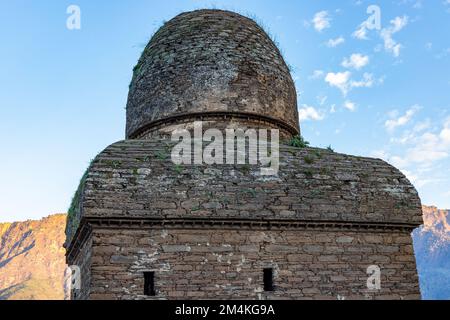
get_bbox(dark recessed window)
[263,268,274,292]
[144,271,156,296]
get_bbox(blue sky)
[1,0,449,222]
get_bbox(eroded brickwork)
[87,228,419,300]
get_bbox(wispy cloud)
[385,105,420,132]
[342,53,369,69]
[435,47,450,59]
[398,128,450,165]
[312,11,331,32]
[446,0,450,13]
[380,16,409,57]
[380,114,450,172]
[298,105,325,121]
[344,100,357,112]
[352,22,369,40]
[350,73,374,88]
[325,71,351,95]
[352,14,409,57]
[325,71,376,96]
[309,70,325,80]
[399,0,423,9]
[326,36,345,47]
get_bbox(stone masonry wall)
[86,228,420,300]
[66,138,423,300]
[135,117,296,141]
[126,10,299,138]
[70,233,92,300]
[65,139,422,243]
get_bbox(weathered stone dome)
[126,9,299,139]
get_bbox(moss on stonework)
[288,135,310,148]
[130,59,145,88]
[132,61,142,75]
[65,162,91,244]
[303,155,315,164]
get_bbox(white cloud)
[385,105,420,132]
[326,36,345,47]
[298,105,325,121]
[325,71,376,95]
[344,100,356,111]
[375,116,450,194]
[309,70,325,80]
[399,169,418,184]
[353,22,369,40]
[312,11,331,32]
[371,153,438,188]
[380,16,409,57]
[325,71,351,95]
[389,120,432,144]
[414,119,432,132]
[387,116,450,166]
[390,131,415,144]
[391,15,409,33]
[342,53,369,70]
[371,149,392,161]
[353,15,409,56]
[350,72,374,88]
[402,132,449,164]
[440,118,450,143]
[400,170,441,188]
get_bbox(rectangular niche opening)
[144,271,156,296]
[263,268,274,292]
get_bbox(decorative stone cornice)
[128,111,300,139]
[66,216,418,262]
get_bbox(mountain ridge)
[0,214,67,300]
[0,207,449,300]
[413,205,450,299]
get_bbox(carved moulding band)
[66,216,418,261]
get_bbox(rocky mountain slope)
[0,214,67,300]
[0,207,448,300]
[412,205,450,300]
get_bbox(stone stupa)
[65,9,423,300]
